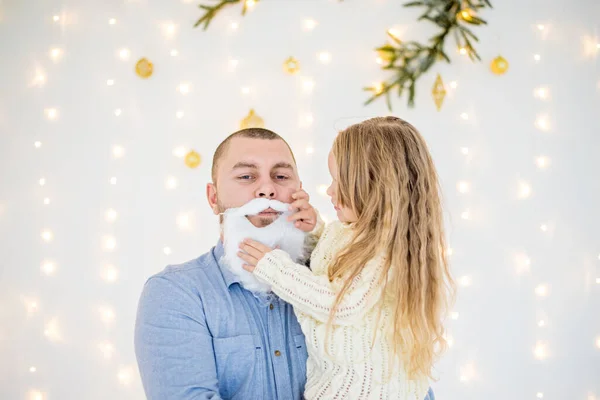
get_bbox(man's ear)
[206,183,219,215]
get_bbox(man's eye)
[276,175,289,180]
[238,175,253,180]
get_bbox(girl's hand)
[238,239,275,272]
[288,189,317,232]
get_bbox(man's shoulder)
[145,247,220,291]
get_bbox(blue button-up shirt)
[134,240,308,399]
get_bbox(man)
[134,128,317,399]
[134,128,436,399]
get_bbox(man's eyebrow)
[272,162,294,170]
[232,162,258,170]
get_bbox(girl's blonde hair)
[328,116,455,381]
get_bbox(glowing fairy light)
[176,110,184,119]
[44,198,50,205]
[229,59,239,69]
[450,81,458,89]
[460,112,469,120]
[106,79,115,86]
[173,147,187,158]
[318,184,328,195]
[39,178,46,186]
[241,87,250,95]
[303,19,317,31]
[163,247,172,255]
[35,141,42,148]
[166,177,178,190]
[41,261,56,276]
[306,146,315,154]
[170,49,179,57]
[105,208,117,223]
[515,252,531,275]
[24,297,39,314]
[110,177,117,185]
[28,390,45,400]
[534,86,550,100]
[459,362,476,382]
[302,78,315,93]
[535,284,549,297]
[117,365,136,386]
[114,109,122,116]
[318,52,332,64]
[534,54,541,62]
[108,18,117,25]
[177,213,191,230]
[112,145,125,158]
[230,22,239,31]
[29,366,37,373]
[103,236,117,251]
[178,82,191,94]
[536,156,550,169]
[533,341,549,360]
[45,108,58,120]
[99,306,115,324]
[458,276,472,287]
[460,210,470,220]
[41,230,53,242]
[98,340,115,359]
[451,312,459,320]
[118,48,130,60]
[49,47,63,62]
[162,22,177,38]
[102,265,119,282]
[518,181,532,199]
[460,147,469,155]
[44,318,62,342]
[457,181,470,193]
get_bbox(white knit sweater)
[254,220,429,400]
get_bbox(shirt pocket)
[213,334,262,399]
[293,334,308,379]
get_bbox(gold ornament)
[490,55,509,75]
[135,58,153,78]
[431,74,446,111]
[185,150,201,168]
[283,57,300,75]
[240,109,265,129]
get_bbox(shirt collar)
[212,239,241,288]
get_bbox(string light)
[540,223,548,232]
[534,86,550,100]
[41,230,53,242]
[535,284,549,297]
[30,68,47,87]
[230,22,239,31]
[98,340,115,359]
[112,145,125,158]
[245,0,256,9]
[446,247,454,257]
[173,146,187,158]
[458,47,468,55]
[34,141,42,148]
[178,83,191,95]
[458,275,472,287]
[241,87,251,95]
[166,177,178,190]
[41,261,56,276]
[43,197,50,205]
[39,178,46,186]
[170,49,179,57]
[108,18,117,25]
[460,112,469,120]
[318,184,328,195]
[44,318,62,342]
[451,311,460,320]
[302,78,315,93]
[460,147,469,155]
[537,392,544,398]
[99,306,115,324]
[534,54,541,62]
[162,22,177,38]
[103,236,117,251]
[105,208,118,223]
[106,79,115,86]
[460,210,470,220]
[457,181,470,193]
[533,341,548,360]
[538,320,546,327]
[28,390,45,400]
[110,177,117,185]
[535,114,551,131]
[53,15,60,22]
[515,253,531,275]
[177,213,191,230]
[163,247,172,255]
[45,108,58,120]
[24,297,39,314]
[229,59,239,70]
[306,146,315,154]
[49,47,63,62]
[518,181,532,199]
[595,336,600,349]
[318,52,332,64]
[102,265,119,282]
[459,362,476,382]
[450,81,458,89]
[176,110,185,119]
[29,366,37,373]
[535,156,550,169]
[303,18,317,31]
[117,365,136,386]
[118,48,130,61]
[114,109,122,117]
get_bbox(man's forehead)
[223,138,296,168]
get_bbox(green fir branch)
[365,0,493,110]
[194,0,246,30]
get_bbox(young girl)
[238,116,455,399]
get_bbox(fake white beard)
[221,198,307,294]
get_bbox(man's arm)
[134,275,222,399]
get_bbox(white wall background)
[1,0,599,399]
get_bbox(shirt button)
[274,350,281,357]
[269,304,274,310]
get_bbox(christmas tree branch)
[194,0,250,30]
[364,0,492,110]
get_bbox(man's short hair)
[211,128,297,183]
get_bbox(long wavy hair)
[328,116,455,381]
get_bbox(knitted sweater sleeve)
[253,248,385,326]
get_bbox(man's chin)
[246,214,279,228]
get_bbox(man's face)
[207,137,300,228]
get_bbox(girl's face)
[326,150,358,223]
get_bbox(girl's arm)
[254,249,384,326]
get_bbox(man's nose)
[256,181,276,198]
